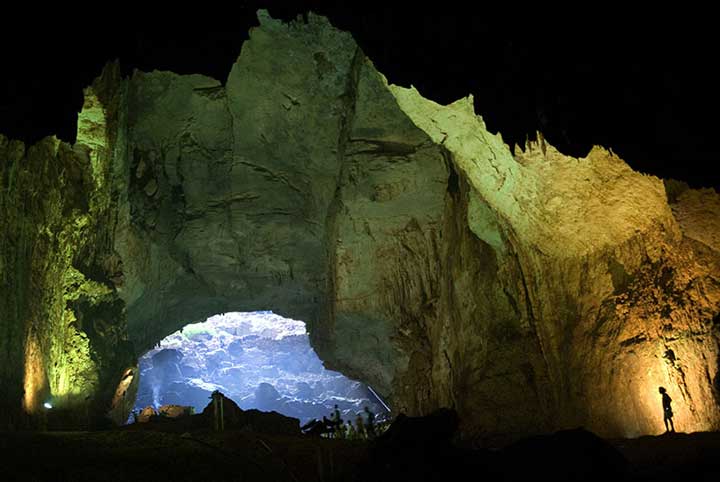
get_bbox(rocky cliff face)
[387,91,720,438]
[1,11,718,438]
[0,65,135,428]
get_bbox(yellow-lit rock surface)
[389,86,720,437]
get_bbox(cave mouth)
[132,311,389,424]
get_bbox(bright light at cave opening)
[133,311,389,424]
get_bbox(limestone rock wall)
[1,11,718,438]
[0,65,135,429]
[388,89,720,438]
[114,12,359,352]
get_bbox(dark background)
[1,4,718,189]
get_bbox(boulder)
[294,382,313,400]
[151,349,183,365]
[375,408,459,447]
[227,339,245,358]
[500,428,628,481]
[158,404,194,418]
[200,393,300,435]
[137,406,157,423]
[366,409,466,482]
[254,382,282,410]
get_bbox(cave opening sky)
[1,4,718,189]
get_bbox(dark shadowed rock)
[376,408,459,447]
[500,428,628,481]
[366,409,491,482]
[200,394,300,435]
[161,381,214,409]
[151,348,183,365]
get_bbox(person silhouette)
[658,386,675,433]
[331,404,343,438]
[364,406,376,439]
[346,419,356,439]
[355,413,366,439]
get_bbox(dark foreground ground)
[1,426,719,482]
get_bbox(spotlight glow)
[43,402,52,409]
[23,333,46,414]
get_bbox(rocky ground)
[1,423,719,481]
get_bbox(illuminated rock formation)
[386,91,720,437]
[1,10,718,438]
[0,68,136,428]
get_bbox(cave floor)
[0,428,366,482]
[1,428,719,481]
[610,431,720,481]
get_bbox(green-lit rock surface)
[1,11,719,438]
[0,65,135,428]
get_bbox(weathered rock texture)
[0,65,135,428]
[1,11,719,438]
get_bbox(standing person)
[321,416,332,438]
[658,387,675,433]
[355,413,366,439]
[346,420,356,440]
[331,404,343,438]
[364,406,376,439]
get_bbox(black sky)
[1,5,718,189]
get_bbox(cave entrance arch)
[132,311,389,424]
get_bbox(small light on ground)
[43,402,52,409]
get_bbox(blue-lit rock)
[133,312,387,423]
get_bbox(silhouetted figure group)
[300,405,379,439]
[658,386,675,433]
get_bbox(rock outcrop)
[1,11,718,438]
[0,65,135,428]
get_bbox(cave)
[132,311,388,423]
[2,8,720,482]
